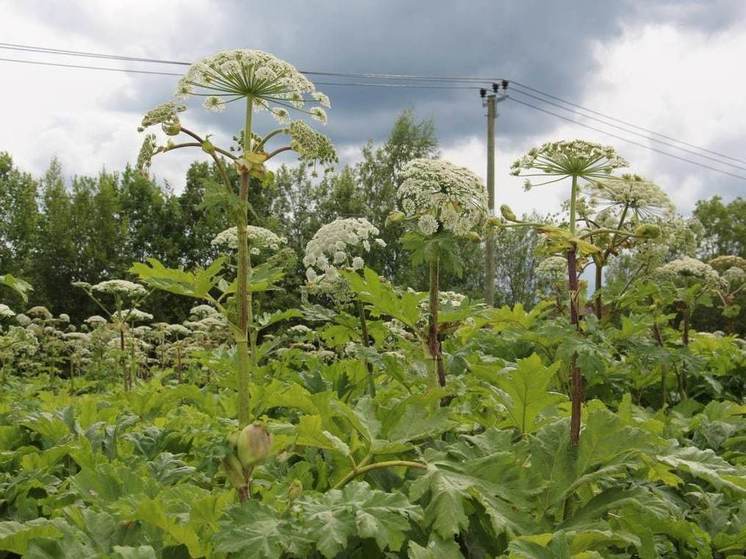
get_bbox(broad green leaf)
[299,482,420,557]
[213,501,307,558]
[495,354,565,434]
[0,273,33,302]
[342,267,424,329]
[0,519,64,554]
[129,257,225,300]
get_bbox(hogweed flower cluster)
[138,101,186,135]
[511,140,628,189]
[657,256,724,289]
[589,174,674,219]
[91,280,148,299]
[175,49,329,123]
[212,226,287,255]
[0,304,16,319]
[303,218,385,285]
[289,121,337,167]
[397,159,488,237]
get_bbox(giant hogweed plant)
[130,50,335,428]
[73,279,152,391]
[389,158,487,390]
[303,217,387,397]
[508,140,628,446]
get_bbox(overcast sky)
[1,0,745,216]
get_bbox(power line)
[4,41,744,168]
[507,94,746,182]
[510,79,746,166]
[0,42,500,84]
[2,41,745,181]
[508,85,746,172]
[0,57,480,89]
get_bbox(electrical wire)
[2,41,744,181]
[508,85,746,172]
[3,41,743,168]
[0,57,480,89]
[510,79,746,166]
[507,94,746,182]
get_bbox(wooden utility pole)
[482,82,508,306]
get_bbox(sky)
[1,0,745,217]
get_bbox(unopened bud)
[500,205,517,222]
[386,211,406,226]
[288,479,303,500]
[466,231,482,242]
[222,454,245,489]
[635,224,661,239]
[237,423,271,468]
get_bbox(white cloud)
[0,3,744,217]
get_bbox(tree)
[694,196,746,259]
[0,153,38,278]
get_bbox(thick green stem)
[236,97,254,427]
[568,175,583,447]
[333,460,426,489]
[357,299,376,397]
[428,256,446,388]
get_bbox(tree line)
[1,110,743,330]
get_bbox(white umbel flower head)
[589,174,674,219]
[537,256,568,281]
[112,309,154,323]
[511,140,628,189]
[189,304,218,319]
[139,101,186,135]
[211,226,286,255]
[398,159,488,237]
[175,49,329,123]
[303,218,383,286]
[85,315,107,327]
[0,304,15,319]
[657,256,723,289]
[92,280,147,299]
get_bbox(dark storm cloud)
[14,0,746,187]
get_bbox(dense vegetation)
[1,49,745,558]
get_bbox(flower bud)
[635,224,661,240]
[500,205,517,222]
[236,423,271,468]
[222,454,246,489]
[466,231,482,242]
[288,479,303,500]
[385,211,406,226]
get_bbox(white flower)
[657,256,723,289]
[536,256,568,285]
[309,107,327,124]
[112,309,154,323]
[175,49,327,124]
[417,215,439,235]
[85,315,107,326]
[203,96,226,112]
[189,304,218,319]
[352,257,365,270]
[92,280,147,299]
[167,324,191,337]
[511,140,628,188]
[211,226,286,253]
[312,91,331,108]
[306,267,318,283]
[27,306,53,320]
[398,159,487,237]
[589,174,674,218]
[288,121,336,165]
[139,101,186,135]
[0,304,16,319]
